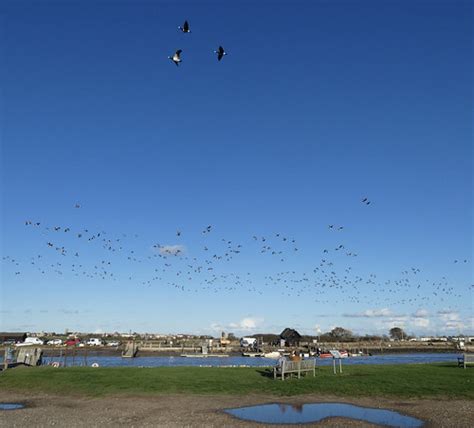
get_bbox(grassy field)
[0,363,472,398]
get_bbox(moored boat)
[263,351,281,359]
[318,350,349,358]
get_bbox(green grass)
[1,363,472,399]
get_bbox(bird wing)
[184,21,189,31]
[176,49,182,56]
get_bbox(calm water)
[0,403,25,411]
[35,352,459,367]
[224,403,424,426]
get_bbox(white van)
[16,337,44,346]
[86,338,104,346]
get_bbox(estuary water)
[36,352,460,368]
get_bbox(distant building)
[0,332,27,344]
[280,328,302,347]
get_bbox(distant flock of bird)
[3,195,471,310]
[168,20,226,66]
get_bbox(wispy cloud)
[343,308,399,318]
[157,245,186,256]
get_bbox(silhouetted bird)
[214,46,227,61]
[178,20,191,33]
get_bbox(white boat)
[263,351,281,359]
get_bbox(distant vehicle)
[47,339,63,346]
[15,337,44,346]
[65,338,81,346]
[86,338,104,346]
[106,341,121,347]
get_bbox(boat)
[263,351,281,359]
[242,352,264,357]
[181,354,229,358]
[318,350,349,359]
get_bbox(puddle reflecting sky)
[225,402,424,427]
[0,403,25,411]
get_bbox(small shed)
[280,328,302,347]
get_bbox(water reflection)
[225,403,424,427]
[0,403,25,411]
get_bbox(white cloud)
[343,308,396,318]
[213,317,264,333]
[444,320,464,330]
[158,245,185,256]
[438,310,460,323]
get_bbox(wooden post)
[339,358,342,373]
[3,347,9,371]
[333,359,336,374]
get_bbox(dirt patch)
[0,391,471,427]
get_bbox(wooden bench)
[273,359,316,380]
[457,354,474,369]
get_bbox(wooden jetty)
[15,346,43,366]
[122,340,138,358]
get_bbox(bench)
[457,354,474,369]
[273,359,316,381]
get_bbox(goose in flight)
[178,20,191,33]
[169,50,182,66]
[214,46,227,61]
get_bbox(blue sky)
[1,0,472,337]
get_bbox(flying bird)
[214,46,227,61]
[178,20,191,33]
[169,50,182,66]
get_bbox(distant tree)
[389,327,407,340]
[360,334,383,342]
[328,327,354,341]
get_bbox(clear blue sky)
[1,0,472,337]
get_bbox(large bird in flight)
[169,50,182,66]
[214,46,227,61]
[178,20,191,33]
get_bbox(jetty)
[122,341,138,358]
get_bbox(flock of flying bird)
[168,20,227,66]
[3,196,470,312]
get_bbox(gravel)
[0,391,472,427]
